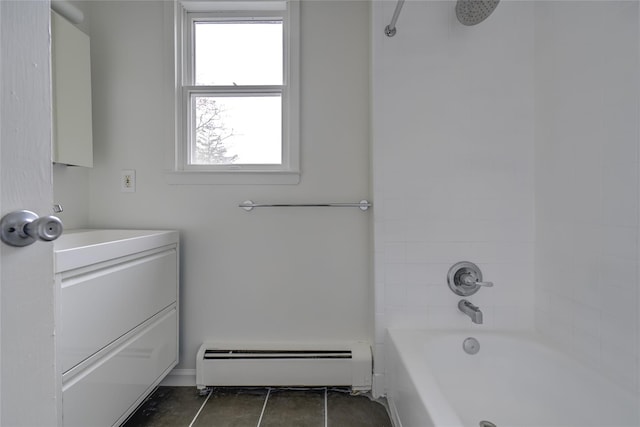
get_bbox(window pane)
[190,95,282,165]
[194,21,283,86]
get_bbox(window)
[170,1,300,184]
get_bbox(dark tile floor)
[123,386,392,427]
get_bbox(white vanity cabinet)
[54,230,179,427]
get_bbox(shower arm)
[384,0,405,37]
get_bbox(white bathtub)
[386,329,639,427]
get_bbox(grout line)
[324,387,328,427]
[256,387,271,427]
[188,389,213,427]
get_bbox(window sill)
[165,170,300,185]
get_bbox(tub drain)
[463,337,480,355]
[479,421,496,427]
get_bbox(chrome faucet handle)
[448,261,494,296]
[460,272,493,288]
[460,272,476,286]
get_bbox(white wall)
[372,0,536,392]
[53,164,90,228]
[534,1,640,394]
[75,0,371,372]
[52,1,91,230]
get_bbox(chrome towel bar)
[384,0,406,37]
[239,200,371,212]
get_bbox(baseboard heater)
[196,342,372,391]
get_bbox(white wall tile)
[424,284,459,307]
[374,0,639,397]
[385,308,430,331]
[385,283,408,308]
[404,263,431,285]
[374,281,385,314]
[375,313,387,344]
[420,264,451,286]
[572,305,601,338]
[601,314,639,357]
[602,226,638,261]
[384,263,407,286]
[383,243,406,264]
[382,198,409,221]
[572,329,601,369]
[600,284,638,324]
[600,256,638,292]
[405,284,430,308]
[373,1,536,377]
[493,305,534,330]
[534,0,639,393]
[602,343,639,392]
[383,220,407,243]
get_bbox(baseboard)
[159,368,196,387]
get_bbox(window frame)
[168,1,300,184]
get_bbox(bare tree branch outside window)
[193,97,237,164]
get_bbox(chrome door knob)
[24,215,63,241]
[0,210,64,247]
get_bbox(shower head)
[384,0,499,37]
[455,0,500,26]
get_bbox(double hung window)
[173,1,299,183]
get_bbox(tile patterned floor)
[122,386,392,427]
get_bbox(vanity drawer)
[60,248,177,372]
[62,309,177,427]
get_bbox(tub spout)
[458,299,483,324]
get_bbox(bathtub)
[385,329,639,427]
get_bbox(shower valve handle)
[448,262,494,296]
[476,281,494,287]
[460,272,493,288]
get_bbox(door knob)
[0,210,64,247]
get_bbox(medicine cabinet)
[51,10,93,167]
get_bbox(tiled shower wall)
[373,0,640,396]
[371,0,536,393]
[534,1,640,393]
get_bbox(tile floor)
[122,386,393,427]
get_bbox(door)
[1,1,58,425]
